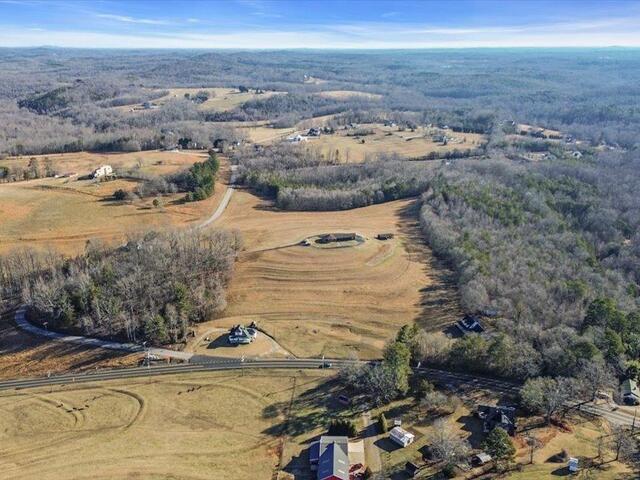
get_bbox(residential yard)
[0,370,335,480]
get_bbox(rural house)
[456,315,485,335]
[621,379,640,405]
[228,325,257,345]
[476,405,517,435]
[92,165,113,178]
[310,436,349,480]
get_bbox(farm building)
[621,379,640,405]
[310,436,349,480]
[318,233,357,244]
[389,426,415,448]
[476,405,517,435]
[92,165,113,178]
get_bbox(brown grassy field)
[116,87,285,113]
[0,150,229,254]
[196,189,461,359]
[0,369,335,480]
[316,90,383,100]
[301,123,485,163]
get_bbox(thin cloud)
[96,13,169,25]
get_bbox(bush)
[442,464,456,478]
[328,418,357,437]
[113,189,128,201]
[378,413,389,433]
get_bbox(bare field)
[0,150,229,254]
[304,123,485,162]
[0,370,334,480]
[198,190,461,359]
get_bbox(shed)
[621,379,640,405]
[472,452,492,466]
[389,426,415,448]
[377,233,394,240]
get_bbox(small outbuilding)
[472,452,492,466]
[389,426,415,448]
[621,379,640,405]
[376,233,394,240]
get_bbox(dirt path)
[196,165,237,229]
[361,411,382,472]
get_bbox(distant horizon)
[1,0,640,49]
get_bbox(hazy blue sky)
[1,0,640,48]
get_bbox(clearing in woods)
[198,189,461,359]
[0,370,336,480]
[114,87,285,113]
[307,123,486,163]
[0,150,230,254]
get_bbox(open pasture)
[116,87,285,113]
[0,150,229,254]
[0,370,333,480]
[302,123,485,163]
[202,190,461,359]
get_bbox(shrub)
[328,418,357,437]
[378,413,389,433]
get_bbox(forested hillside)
[2,48,640,155]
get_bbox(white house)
[389,426,415,448]
[92,165,113,178]
[287,134,308,144]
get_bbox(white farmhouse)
[92,165,113,178]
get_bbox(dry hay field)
[316,90,383,100]
[0,150,230,254]
[0,370,334,480]
[199,189,461,359]
[116,87,284,113]
[303,123,486,163]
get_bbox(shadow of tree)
[394,200,462,332]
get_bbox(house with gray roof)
[309,436,349,480]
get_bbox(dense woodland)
[0,230,242,344]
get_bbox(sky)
[1,0,640,49]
